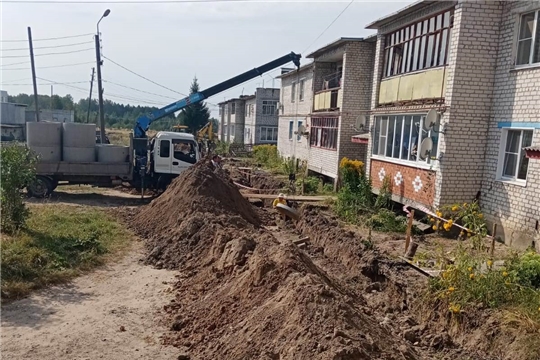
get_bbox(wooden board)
[241,193,332,202]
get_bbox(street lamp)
[95,9,110,144]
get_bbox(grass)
[1,205,132,300]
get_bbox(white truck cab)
[152,131,200,175]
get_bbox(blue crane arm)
[133,52,301,138]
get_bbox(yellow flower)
[502,271,508,277]
[467,267,473,272]
[451,206,459,211]
[467,232,472,237]
[432,225,438,231]
[463,203,467,207]
[538,307,540,312]
[469,273,475,280]
[460,231,465,237]
[478,214,483,219]
[449,303,461,313]
[487,260,493,267]
[429,217,435,223]
[436,211,442,217]
[505,280,511,286]
[448,286,455,292]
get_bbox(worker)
[273,193,288,226]
[211,155,222,169]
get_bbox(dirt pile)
[132,160,260,269]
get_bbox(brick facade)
[371,159,436,207]
[480,1,540,250]
[277,64,313,161]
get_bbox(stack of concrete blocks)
[62,123,96,162]
[96,144,129,163]
[26,122,62,161]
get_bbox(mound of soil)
[132,160,260,269]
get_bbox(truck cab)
[151,131,200,176]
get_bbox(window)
[288,121,294,140]
[260,127,278,141]
[231,102,236,115]
[498,129,533,181]
[372,114,440,164]
[383,9,454,78]
[245,104,249,116]
[230,124,235,136]
[262,100,277,115]
[516,10,540,66]
[297,121,303,141]
[291,82,296,103]
[159,140,170,158]
[172,139,197,164]
[310,117,338,150]
[299,79,305,101]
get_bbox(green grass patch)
[1,205,132,300]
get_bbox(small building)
[218,88,280,145]
[277,63,314,162]
[25,109,75,123]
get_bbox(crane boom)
[133,52,301,138]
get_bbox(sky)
[0,0,414,118]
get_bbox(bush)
[0,145,37,234]
[214,141,230,156]
[252,144,280,168]
[298,176,321,195]
[367,208,408,233]
[430,248,540,323]
[335,157,373,222]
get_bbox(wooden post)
[490,223,497,257]
[405,210,415,254]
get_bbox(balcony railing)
[313,88,340,112]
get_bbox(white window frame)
[288,121,294,141]
[291,82,296,103]
[297,120,303,142]
[515,10,540,67]
[299,79,305,102]
[371,114,440,168]
[260,126,278,142]
[496,128,534,185]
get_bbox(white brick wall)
[479,0,540,250]
[278,65,313,160]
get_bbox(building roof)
[365,0,438,29]
[306,37,375,59]
[276,62,314,79]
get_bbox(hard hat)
[278,193,285,198]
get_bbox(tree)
[181,76,210,133]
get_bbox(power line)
[1,47,94,58]
[102,55,188,97]
[103,79,178,100]
[3,0,253,3]
[0,61,94,71]
[2,40,94,52]
[0,32,94,43]
[302,0,355,54]
[0,60,31,67]
[4,80,89,85]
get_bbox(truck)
[27,52,301,197]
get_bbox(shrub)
[252,144,280,168]
[0,145,37,234]
[214,141,230,156]
[298,176,321,195]
[367,208,408,233]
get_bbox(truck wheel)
[27,176,53,198]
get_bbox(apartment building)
[307,37,376,184]
[276,63,314,161]
[365,0,540,249]
[218,88,280,145]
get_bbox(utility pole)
[87,67,95,123]
[95,34,105,143]
[95,9,110,144]
[50,85,53,109]
[27,27,40,122]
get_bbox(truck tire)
[27,176,54,198]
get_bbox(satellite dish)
[424,109,438,131]
[356,115,367,129]
[298,125,306,134]
[419,138,433,160]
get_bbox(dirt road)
[1,241,178,360]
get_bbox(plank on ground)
[241,193,332,202]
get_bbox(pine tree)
[181,76,210,133]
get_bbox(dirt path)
[1,241,178,360]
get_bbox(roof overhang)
[351,133,370,144]
[524,146,540,159]
[307,37,366,59]
[365,0,439,29]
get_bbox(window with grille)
[310,117,338,150]
[383,9,454,78]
